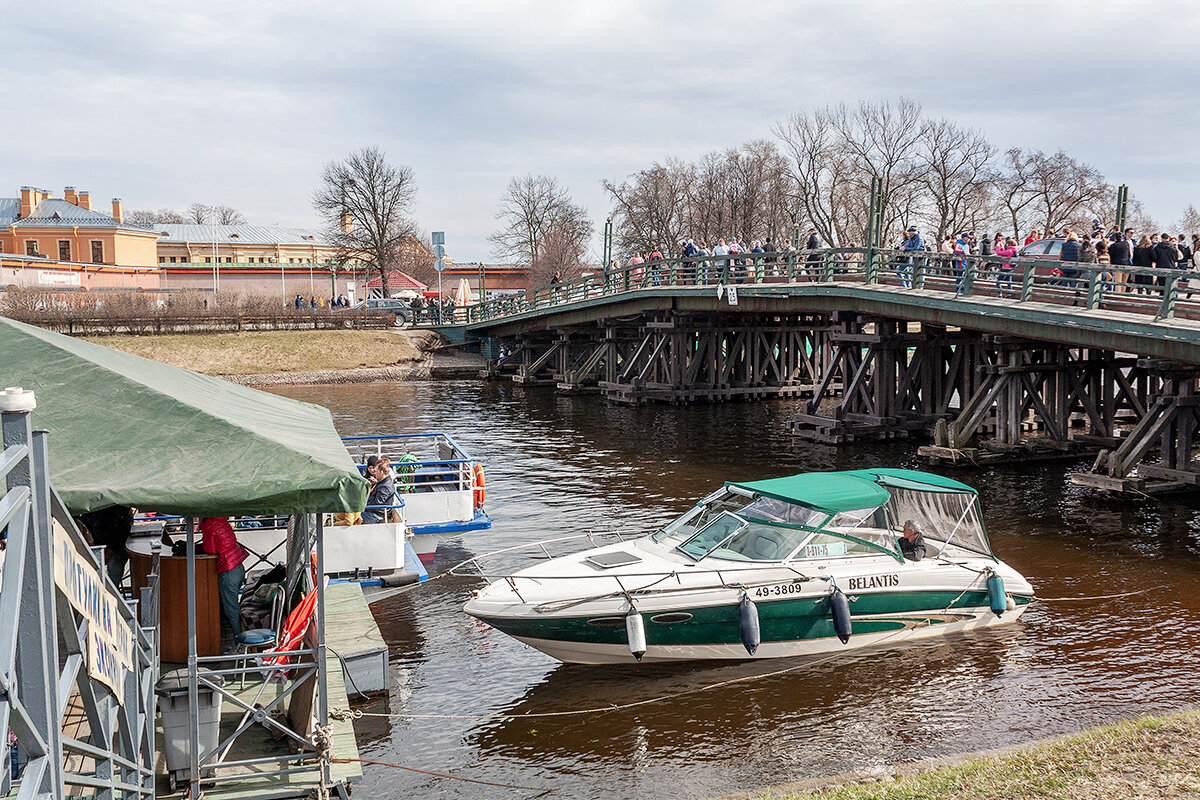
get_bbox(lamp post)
[209,204,220,305]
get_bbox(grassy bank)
[85,329,437,376]
[751,709,1200,800]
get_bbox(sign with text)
[52,521,134,704]
[38,270,81,287]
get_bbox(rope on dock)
[330,756,549,793]
[1034,584,1171,602]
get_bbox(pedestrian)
[200,516,249,636]
[995,236,1019,298]
[1131,235,1155,294]
[1153,233,1180,290]
[1108,231,1132,293]
[804,228,822,279]
[899,226,923,289]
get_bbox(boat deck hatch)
[585,551,643,569]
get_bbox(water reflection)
[271,381,1200,799]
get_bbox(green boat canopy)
[728,472,891,514]
[0,317,368,516]
[843,468,977,495]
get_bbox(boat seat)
[741,528,788,561]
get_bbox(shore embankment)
[84,329,486,384]
[727,709,1200,800]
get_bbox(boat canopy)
[0,317,369,516]
[843,468,977,495]
[727,472,890,514]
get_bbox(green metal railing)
[435,248,1197,327]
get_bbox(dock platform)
[155,581,392,800]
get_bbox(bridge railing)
[460,247,1197,325]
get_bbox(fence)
[0,396,160,800]
[458,247,1198,325]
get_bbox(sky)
[4,0,1199,262]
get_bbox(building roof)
[4,198,155,233]
[155,224,327,246]
[364,270,426,290]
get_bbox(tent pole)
[315,514,331,786]
[186,517,200,800]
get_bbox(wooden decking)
[156,582,393,800]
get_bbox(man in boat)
[899,519,927,562]
[362,455,397,524]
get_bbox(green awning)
[728,472,890,514]
[0,317,368,516]
[843,468,977,494]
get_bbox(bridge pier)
[597,313,831,405]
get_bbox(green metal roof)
[843,468,977,494]
[728,472,891,514]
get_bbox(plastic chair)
[234,585,284,687]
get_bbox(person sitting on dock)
[899,519,927,562]
[362,455,396,524]
[200,516,249,636]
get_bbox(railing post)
[913,255,925,289]
[960,257,976,297]
[1158,274,1179,319]
[1086,268,1103,309]
[1020,260,1036,302]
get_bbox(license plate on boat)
[753,582,808,598]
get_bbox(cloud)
[4,0,1200,260]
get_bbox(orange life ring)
[472,462,486,508]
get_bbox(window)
[180,256,189,263]
[25,241,38,256]
[224,257,231,263]
[677,512,746,559]
[169,257,177,263]
[158,256,165,263]
[58,240,71,261]
[90,241,103,263]
[205,257,212,263]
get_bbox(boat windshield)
[676,505,901,563]
[654,494,750,544]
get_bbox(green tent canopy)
[727,472,891,514]
[0,317,368,516]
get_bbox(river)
[272,380,1200,800]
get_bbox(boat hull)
[497,603,1029,664]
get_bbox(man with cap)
[362,455,397,524]
[899,226,923,289]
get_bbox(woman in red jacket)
[200,517,249,635]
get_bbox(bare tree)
[125,208,185,224]
[312,145,420,297]
[490,175,592,280]
[918,118,997,241]
[185,203,248,225]
[1023,150,1108,234]
[603,159,694,255]
[1174,204,1200,236]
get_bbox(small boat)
[462,469,1033,664]
[340,433,491,565]
[227,433,490,584]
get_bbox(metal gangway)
[0,392,160,800]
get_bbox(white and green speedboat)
[463,469,1033,664]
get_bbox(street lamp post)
[210,204,220,305]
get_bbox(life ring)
[472,462,486,508]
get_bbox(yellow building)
[0,187,160,268]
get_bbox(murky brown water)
[273,380,1200,800]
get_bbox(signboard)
[52,521,134,704]
[38,270,81,287]
[431,231,445,246]
[727,286,738,306]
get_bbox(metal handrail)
[444,247,1200,327]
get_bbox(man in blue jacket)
[899,226,924,289]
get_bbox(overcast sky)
[5,0,1198,261]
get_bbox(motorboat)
[462,469,1033,664]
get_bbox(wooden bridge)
[436,247,1200,494]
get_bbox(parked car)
[1019,238,1066,259]
[338,297,413,326]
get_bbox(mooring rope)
[331,620,928,722]
[1034,584,1171,602]
[329,756,549,793]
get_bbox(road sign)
[432,231,445,246]
[434,258,446,272]
[433,244,446,258]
